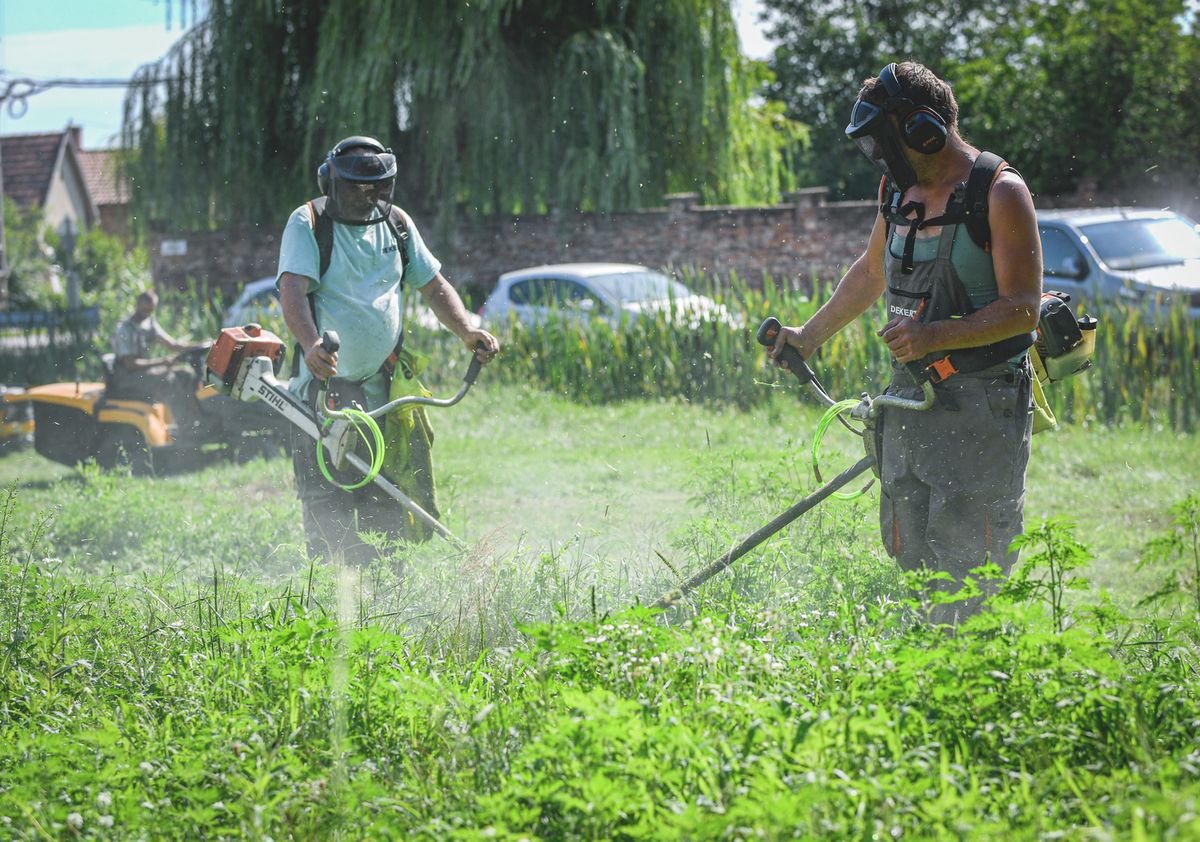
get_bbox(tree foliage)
[123,0,805,230]
[761,0,1200,201]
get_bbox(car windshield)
[1079,216,1200,270]
[592,271,691,304]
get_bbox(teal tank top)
[887,224,997,310]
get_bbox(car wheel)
[95,426,154,476]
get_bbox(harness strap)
[918,331,1035,384]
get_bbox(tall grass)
[7,272,1195,431]
[3,474,1200,838]
[432,273,1198,431]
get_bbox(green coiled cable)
[812,399,869,501]
[317,407,386,491]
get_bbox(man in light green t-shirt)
[277,135,498,564]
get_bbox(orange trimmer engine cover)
[207,325,286,391]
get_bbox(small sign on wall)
[160,239,188,256]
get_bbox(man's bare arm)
[279,271,337,379]
[418,273,499,362]
[771,211,888,364]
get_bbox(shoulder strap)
[306,197,335,281]
[384,205,411,280]
[962,151,1013,253]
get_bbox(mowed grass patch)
[3,380,1198,604]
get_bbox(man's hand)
[768,324,813,370]
[878,317,938,363]
[304,340,338,380]
[460,328,499,364]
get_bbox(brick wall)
[149,190,875,299]
[148,182,1200,301]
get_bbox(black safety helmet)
[317,135,398,221]
[845,64,949,190]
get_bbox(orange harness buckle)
[928,356,958,384]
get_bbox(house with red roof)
[0,126,98,244]
[78,148,131,240]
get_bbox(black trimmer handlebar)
[464,341,486,386]
[321,330,340,354]
[756,317,816,386]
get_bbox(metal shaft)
[342,449,465,550]
[653,454,875,609]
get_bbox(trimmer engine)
[206,324,287,392]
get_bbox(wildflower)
[67,812,83,830]
[139,761,154,774]
[98,816,114,828]
[96,792,112,809]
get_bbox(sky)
[0,0,773,150]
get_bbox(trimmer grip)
[756,316,815,386]
[464,341,488,385]
[905,361,930,385]
[321,330,340,354]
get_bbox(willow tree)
[122,0,804,230]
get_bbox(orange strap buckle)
[928,356,958,383]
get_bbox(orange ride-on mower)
[0,385,35,450]
[11,345,287,475]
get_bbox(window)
[591,270,691,304]
[1039,227,1087,279]
[508,278,553,306]
[1078,216,1200,271]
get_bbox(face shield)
[845,97,918,192]
[326,150,398,223]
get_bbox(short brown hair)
[857,61,959,129]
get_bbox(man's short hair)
[857,61,959,130]
[136,290,159,306]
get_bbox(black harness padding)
[289,197,412,379]
[881,151,1012,275]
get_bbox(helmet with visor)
[317,135,398,224]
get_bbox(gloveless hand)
[877,317,937,363]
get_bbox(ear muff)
[878,63,948,155]
[317,161,330,195]
[903,109,947,154]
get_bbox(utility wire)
[0,76,180,120]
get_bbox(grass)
[2,380,1199,837]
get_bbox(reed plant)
[6,271,1193,432]
[425,272,1197,431]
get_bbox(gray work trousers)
[877,363,1033,624]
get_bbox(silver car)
[1037,208,1200,322]
[480,263,742,330]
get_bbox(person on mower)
[277,135,498,565]
[770,62,1042,625]
[111,289,207,428]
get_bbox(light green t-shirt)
[276,203,440,407]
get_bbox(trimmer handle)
[321,330,340,354]
[904,361,930,386]
[464,341,487,386]
[756,317,815,386]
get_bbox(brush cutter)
[652,317,938,609]
[205,324,484,549]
